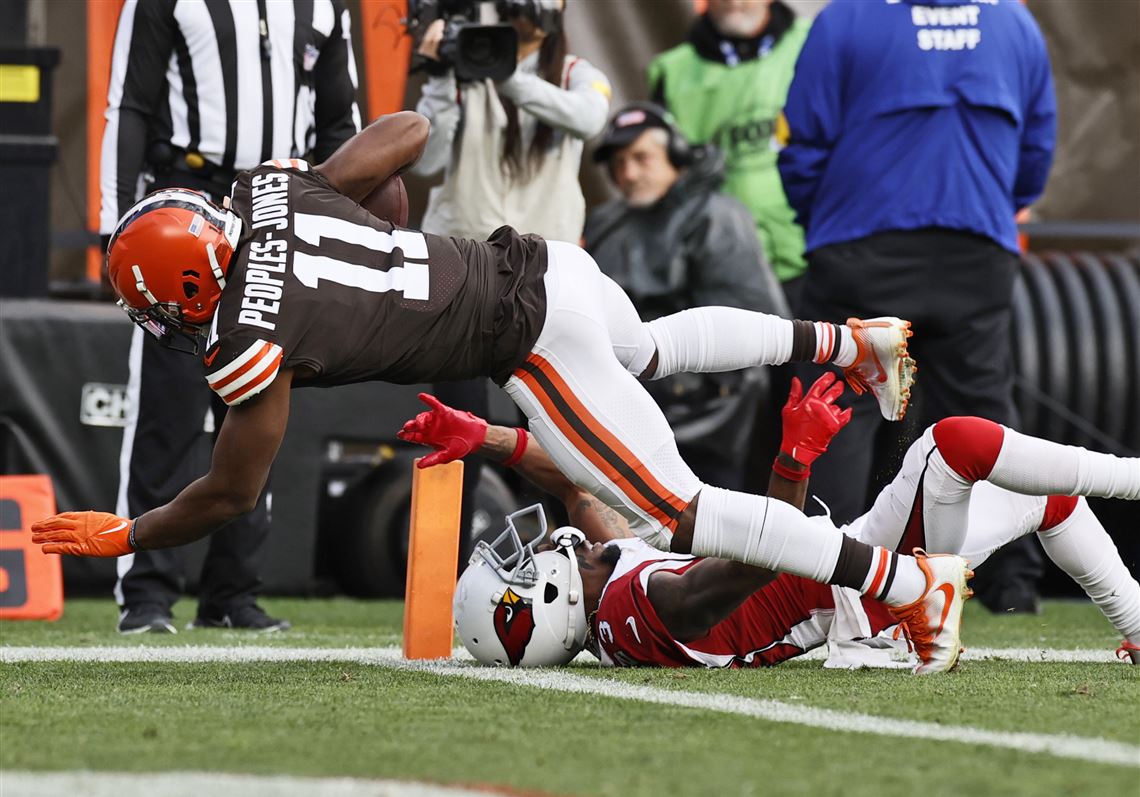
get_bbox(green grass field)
[2,598,1137,797]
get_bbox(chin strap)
[131,264,161,306]
[209,208,242,291]
[206,242,227,290]
[551,527,586,650]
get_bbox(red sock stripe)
[515,353,687,530]
[867,548,891,598]
[814,322,832,363]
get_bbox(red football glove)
[775,372,853,481]
[397,392,489,469]
[31,511,135,557]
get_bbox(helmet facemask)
[119,298,205,355]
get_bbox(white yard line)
[0,644,1121,664]
[807,646,1122,663]
[3,644,1136,768]
[0,771,505,797]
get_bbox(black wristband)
[128,519,140,551]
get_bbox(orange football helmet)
[107,189,241,354]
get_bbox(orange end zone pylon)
[0,475,64,621]
[402,459,463,659]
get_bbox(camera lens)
[465,30,496,66]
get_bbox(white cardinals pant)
[844,424,1050,567]
[505,242,702,550]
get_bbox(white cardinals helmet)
[454,504,587,667]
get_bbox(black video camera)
[408,0,519,82]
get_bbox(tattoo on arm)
[571,494,633,541]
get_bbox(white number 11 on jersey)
[292,213,431,300]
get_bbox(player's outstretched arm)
[397,393,632,542]
[32,371,294,557]
[315,111,430,203]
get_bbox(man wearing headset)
[584,103,787,489]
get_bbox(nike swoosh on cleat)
[933,582,956,636]
[97,520,130,536]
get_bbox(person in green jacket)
[649,0,809,296]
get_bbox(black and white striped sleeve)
[312,0,362,163]
[99,0,178,236]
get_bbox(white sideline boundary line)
[815,646,1122,663]
[3,645,1137,768]
[0,771,505,797]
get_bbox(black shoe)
[117,605,177,635]
[188,603,291,632]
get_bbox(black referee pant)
[115,170,271,619]
[793,228,1021,524]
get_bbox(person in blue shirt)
[777,0,1056,612]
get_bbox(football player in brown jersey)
[36,112,1137,672]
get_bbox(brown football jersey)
[203,160,547,405]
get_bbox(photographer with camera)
[411,0,611,242]
[411,0,611,546]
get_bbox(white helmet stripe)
[111,189,242,252]
[113,190,222,231]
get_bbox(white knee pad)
[611,323,657,377]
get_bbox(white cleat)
[891,550,972,675]
[844,316,916,421]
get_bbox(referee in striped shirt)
[99,0,361,634]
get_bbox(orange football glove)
[31,511,135,557]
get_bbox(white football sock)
[691,485,840,582]
[690,486,926,606]
[991,427,1140,500]
[858,546,928,607]
[646,309,793,378]
[1037,498,1140,644]
[830,324,858,368]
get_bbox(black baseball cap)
[592,102,675,164]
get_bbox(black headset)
[607,101,693,169]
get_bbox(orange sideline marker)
[402,459,463,659]
[0,475,63,621]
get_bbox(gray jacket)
[584,145,788,321]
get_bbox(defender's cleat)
[890,550,971,675]
[1116,640,1139,664]
[844,317,916,421]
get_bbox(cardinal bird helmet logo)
[492,588,536,666]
